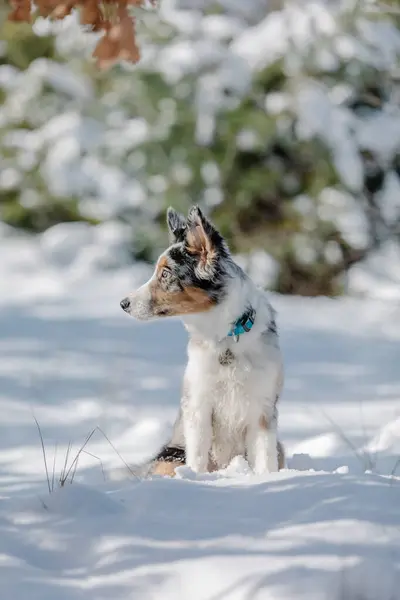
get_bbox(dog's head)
[120,206,231,321]
[121,206,230,320]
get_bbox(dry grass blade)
[60,441,72,487]
[33,415,51,494]
[96,426,139,479]
[62,428,97,484]
[51,442,58,493]
[34,418,139,494]
[322,411,370,470]
[70,453,80,485]
[82,450,107,482]
[390,456,400,478]
[357,401,377,471]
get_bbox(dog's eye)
[161,268,172,281]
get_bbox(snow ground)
[0,231,399,599]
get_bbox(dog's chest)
[206,347,265,428]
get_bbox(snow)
[231,10,288,72]
[318,187,370,250]
[3,471,397,600]
[295,82,364,192]
[1,0,400,595]
[0,232,399,599]
[348,240,400,300]
[354,108,400,165]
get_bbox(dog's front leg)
[183,405,212,473]
[246,414,278,474]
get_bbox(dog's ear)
[167,207,187,243]
[185,206,226,276]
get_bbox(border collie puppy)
[120,206,285,476]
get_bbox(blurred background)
[0,0,399,298]
[0,9,400,587]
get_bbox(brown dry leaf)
[7,6,31,23]
[51,0,78,19]
[34,0,59,17]
[8,0,31,22]
[92,24,121,69]
[8,0,146,67]
[118,10,140,63]
[80,0,105,30]
[108,21,123,42]
[8,8,30,21]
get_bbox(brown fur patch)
[186,222,217,272]
[151,460,182,477]
[208,457,219,472]
[259,415,269,430]
[150,281,215,316]
[156,255,169,275]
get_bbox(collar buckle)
[239,309,255,332]
[228,307,256,341]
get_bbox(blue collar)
[228,308,256,342]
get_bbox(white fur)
[123,241,284,475]
[180,268,283,474]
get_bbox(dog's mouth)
[155,308,171,317]
[120,293,173,320]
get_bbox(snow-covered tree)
[0,0,399,294]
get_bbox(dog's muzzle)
[120,283,154,320]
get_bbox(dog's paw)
[185,456,209,474]
[266,456,279,473]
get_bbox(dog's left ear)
[167,207,187,243]
[185,206,226,275]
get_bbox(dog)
[120,206,285,477]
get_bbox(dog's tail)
[109,443,285,480]
[107,445,186,481]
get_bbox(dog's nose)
[120,297,130,312]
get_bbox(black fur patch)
[168,244,188,266]
[268,318,278,335]
[155,445,186,463]
[167,208,187,243]
[166,243,228,304]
